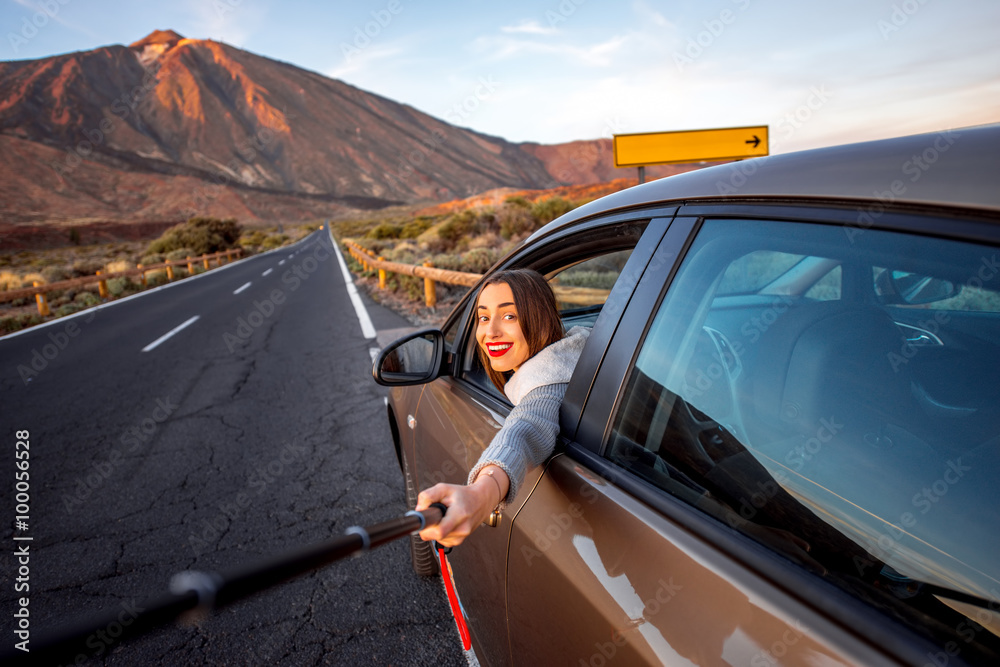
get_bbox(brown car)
[375,125,1000,666]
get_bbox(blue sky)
[2,0,998,153]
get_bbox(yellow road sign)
[613,125,769,167]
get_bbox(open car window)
[606,217,1000,657]
[458,223,645,399]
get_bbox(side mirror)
[372,328,446,386]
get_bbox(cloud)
[11,0,97,37]
[500,20,558,36]
[472,33,630,67]
[182,0,265,48]
[326,43,406,80]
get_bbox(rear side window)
[606,217,1000,659]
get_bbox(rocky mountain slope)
[0,30,687,228]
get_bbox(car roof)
[531,124,1000,240]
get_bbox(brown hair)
[475,268,565,392]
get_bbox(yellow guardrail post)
[137,264,147,287]
[203,254,210,270]
[423,261,437,308]
[96,271,109,299]
[33,282,50,316]
[378,257,386,290]
[187,256,194,274]
[166,261,175,281]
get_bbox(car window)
[459,224,644,397]
[606,217,1000,654]
[547,249,634,327]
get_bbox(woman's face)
[476,282,531,373]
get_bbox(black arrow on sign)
[745,135,761,149]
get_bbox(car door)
[403,214,673,665]
[505,208,1000,665]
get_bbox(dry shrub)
[21,272,46,286]
[0,271,22,290]
[71,260,103,277]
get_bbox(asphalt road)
[0,230,468,666]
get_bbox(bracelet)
[481,469,503,508]
[481,469,503,528]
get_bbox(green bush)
[400,217,434,239]
[42,266,71,284]
[146,217,242,256]
[74,291,101,307]
[437,210,480,246]
[108,277,139,297]
[0,312,44,334]
[55,303,85,317]
[71,260,103,277]
[166,248,195,262]
[429,248,498,275]
[260,234,289,250]
[498,204,536,240]
[531,197,575,226]
[555,270,619,290]
[461,248,499,274]
[368,223,402,240]
[241,229,268,247]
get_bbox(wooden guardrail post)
[423,261,437,308]
[96,271,109,299]
[0,247,248,311]
[203,255,210,270]
[33,282,50,316]
[377,257,386,289]
[187,256,194,274]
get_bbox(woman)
[415,268,590,547]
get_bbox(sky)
[2,0,999,154]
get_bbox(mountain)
[0,31,689,231]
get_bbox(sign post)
[614,125,769,182]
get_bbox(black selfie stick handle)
[6,503,447,666]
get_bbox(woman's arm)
[415,383,567,546]
[415,465,510,547]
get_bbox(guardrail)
[342,240,611,308]
[1,248,242,316]
[344,240,479,308]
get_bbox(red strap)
[438,547,472,650]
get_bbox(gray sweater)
[467,327,590,506]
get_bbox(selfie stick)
[5,504,447,666]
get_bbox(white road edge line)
[262,268,273,277]
[331,233,376,339]
[142,315,200,353]
[233,282,251,295]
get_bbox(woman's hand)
[415,466,509,547]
